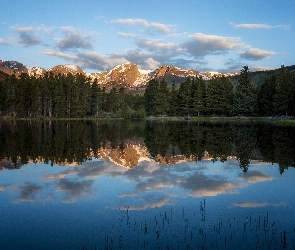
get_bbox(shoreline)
[1,115,294,126]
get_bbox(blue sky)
[0,0,294,73]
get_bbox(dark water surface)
[0,120,295,249]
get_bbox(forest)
[0,65,294,118]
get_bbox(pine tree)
[154,79,170,115]
[169,81,179,116]
[144,79,159,116]
[233,66,258,116]
[53,74,66,117]
[191,77,206,116]
[273,66,295,116]
[177,78,191,116]
[31,76,42,117]
[90,80,102,117]
[206,76,233,116]
[5,74,19,117]
[257,75,276,116]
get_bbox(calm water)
[0,120,295,249]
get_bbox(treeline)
[145,66,295,117]
[0,72,145,118]
[0,65,294,118]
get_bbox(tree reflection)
[232,124,258,172]
[272,126,295,174]
[204,123,232,163]
[0,120,295,174]
[0,120,146,166]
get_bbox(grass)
[146,116,270,123]
[274,119,295,126]
[1,115,290,125]
[0,116,125,121]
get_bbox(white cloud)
[55,26,93,51]
[43,50,78,61]
[14,26,35,33]
[0,38,9,45]
[239,48,276,60]
[135,37,175,51]
[43,50,129,71]
[118,32,137,38]
[149,21,171,33]
[11,25,42,46]
[230,22,289,30]
[182,33,246,57]
[142,58,161,69]
[111,18,171,33]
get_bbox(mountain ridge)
[0,59,237,87]
[2,59,294,88]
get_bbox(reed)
[82,201,294,249]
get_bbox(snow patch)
[65,64,78,71]
[138,69,153,75]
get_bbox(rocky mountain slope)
[0,59,235,87]
[3,59,293,88]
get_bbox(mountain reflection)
[0,120,295,173]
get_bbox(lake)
[0,120,295,249]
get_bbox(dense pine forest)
[0,65,294,118]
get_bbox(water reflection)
[1,120,295,173]
[0,120,295,249]
[1,156,294,249]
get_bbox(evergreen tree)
[30,76,42,117]
[154,79,170,115]
[144,79,159,116]
[90,80,102,117]
[191,77,206,116]
[233,66,258,116]
[5,74,19,117]
[169,81,178,116]
[206,76,233,116]
[42,72,54,117]
[273,66,295,116]
[0,78,5,115]
[177,78,191,116]
[257,75,276,116]
[53,74,66,117]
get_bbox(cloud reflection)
[179,173,243,197]
[233,201,286,208]
[237,171,273,183]
[57,178,94,203]
[124,197,170,211]
[1,157,279,208]
[0,185,8,191]
[19,182,42,202]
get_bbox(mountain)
[0,60,204,87]
[89,63,203,87]
[0,60,28,77]
[2,59,294,88]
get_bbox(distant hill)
[228,65,295,88]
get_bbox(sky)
[0,0,294,73]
